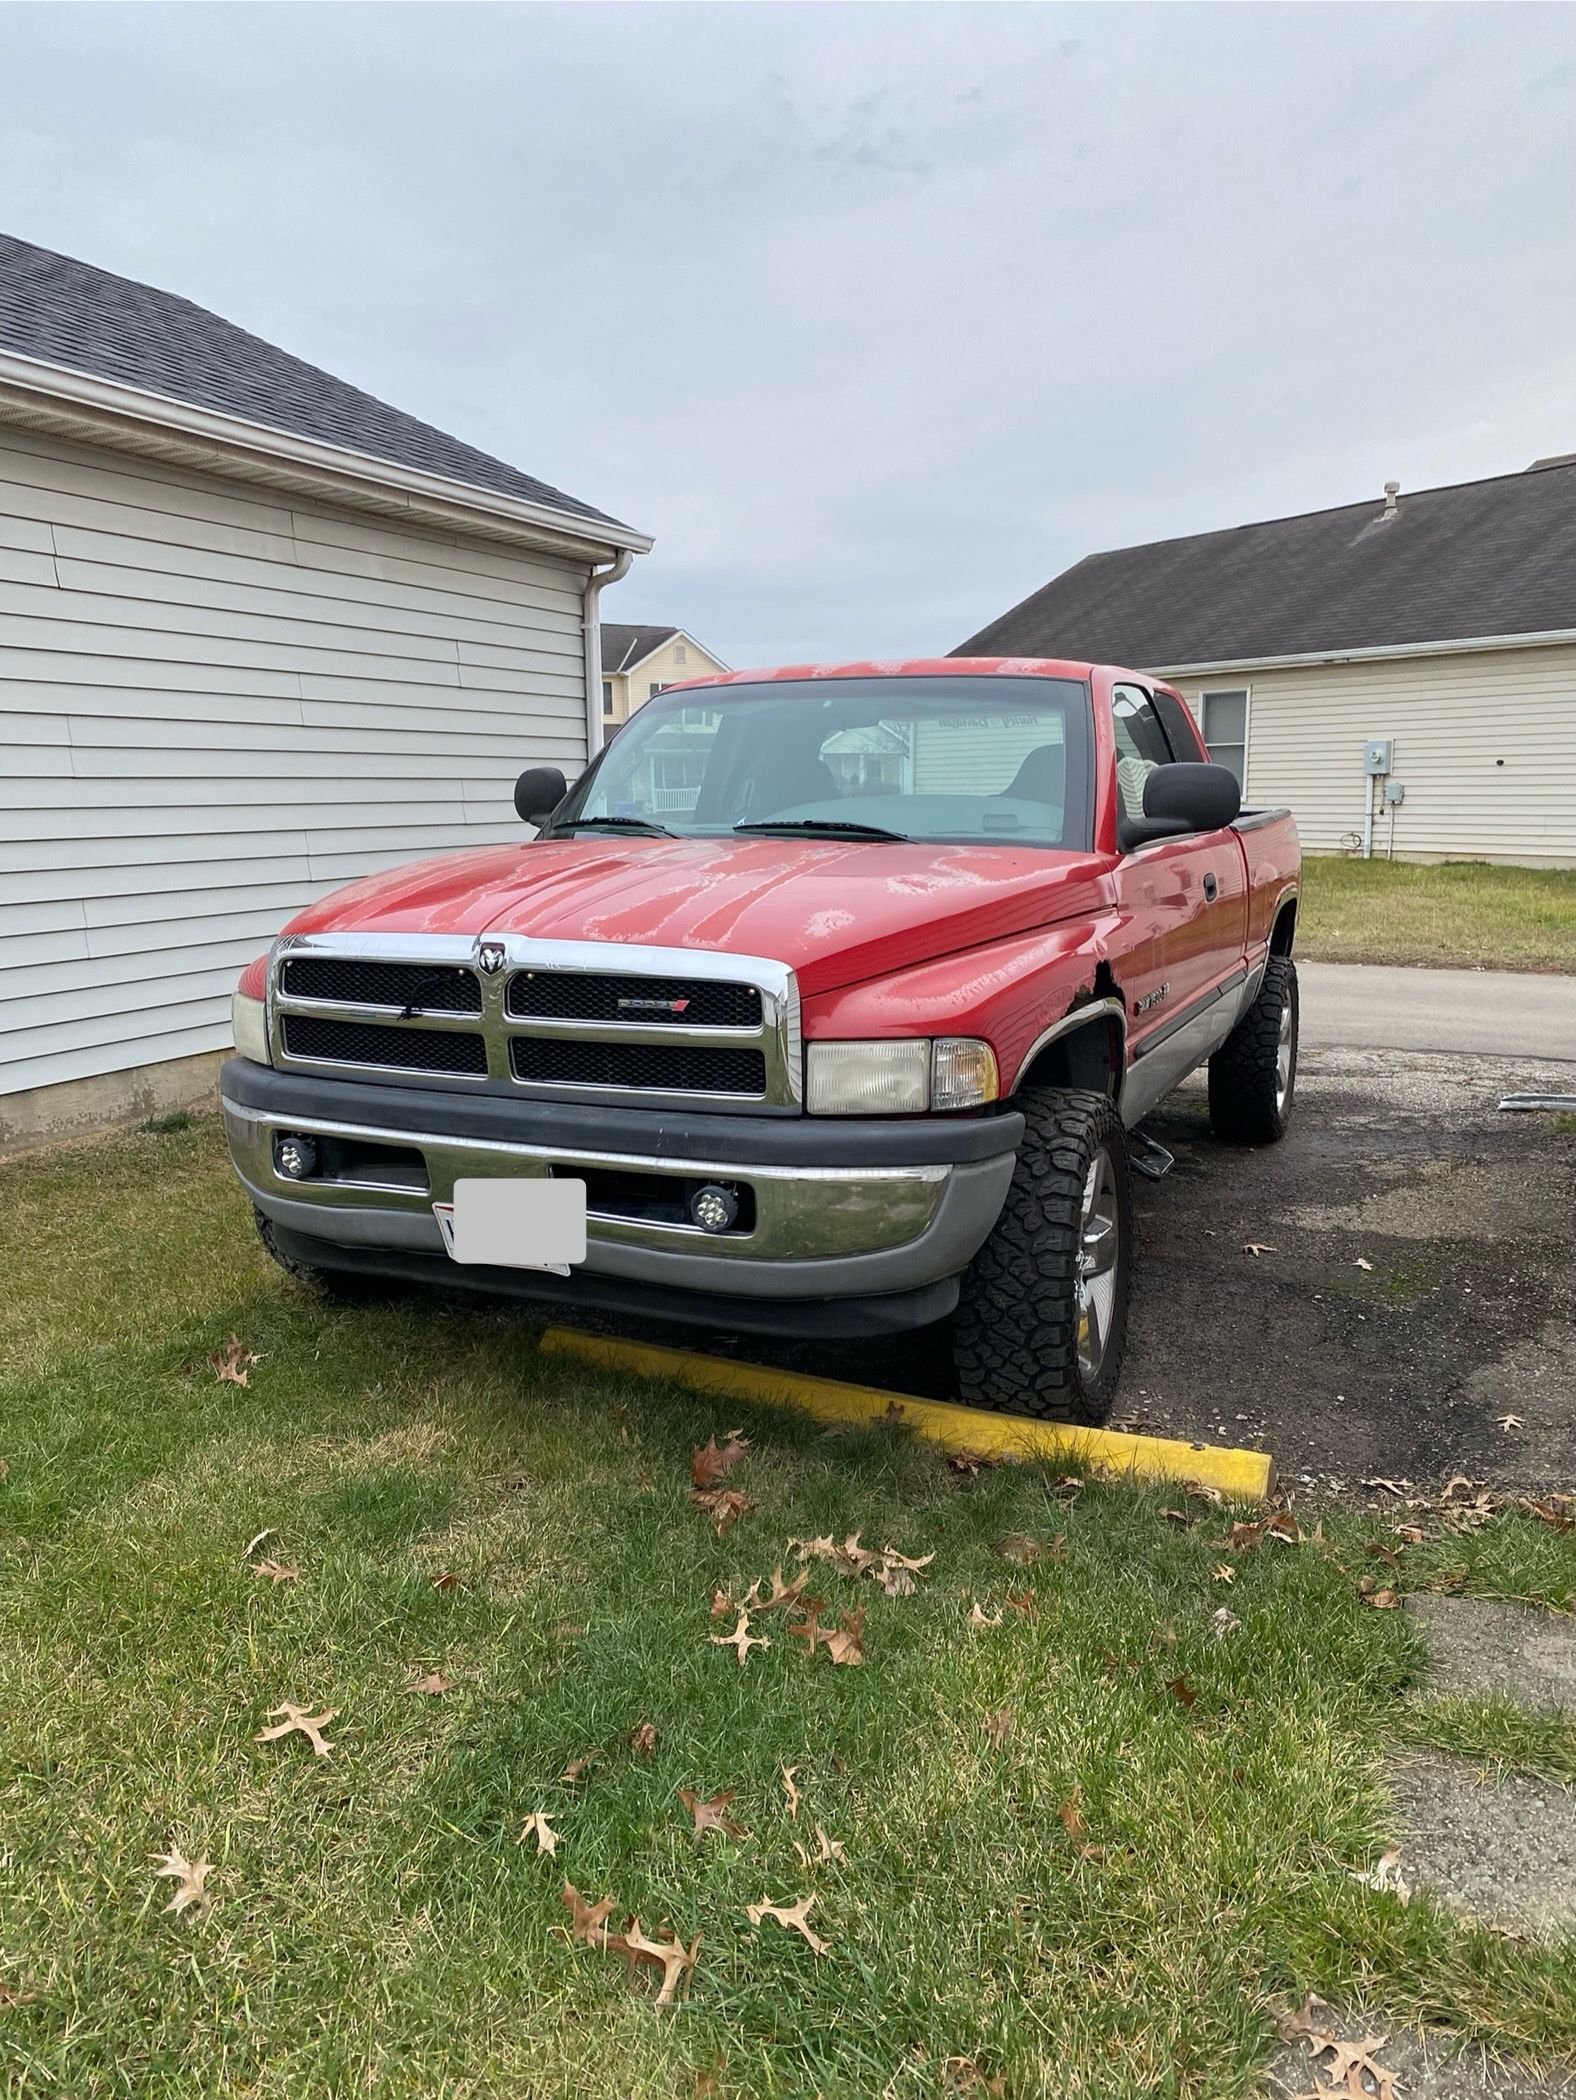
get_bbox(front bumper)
[220,1060,1021,1330]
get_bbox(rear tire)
[254,1206,384,1302]
[1208,954,1298,1144]
[952,1089,1132,1424]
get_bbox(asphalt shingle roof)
[0,231,626,531]
[955,460,1576,668]
[601,623,679,673]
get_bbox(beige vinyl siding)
[1171,641,1576,865]
[0,426,592,1096]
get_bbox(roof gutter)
[0,346,653,562]
[1152,626,1576,679]
[582,550,633,762]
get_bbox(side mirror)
[514,765,567,826]
[1119,762,1241,848]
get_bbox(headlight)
[231,989,272,1066]
[805,1038,998,1114]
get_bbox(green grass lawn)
[1296,856,1576,972]
[2,1119,1573,2098]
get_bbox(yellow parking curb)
[538,1328,1275,1502]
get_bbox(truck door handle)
[1203,872,1218,901]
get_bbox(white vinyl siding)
[0,427,592,1096]
[1172,642,1576,865]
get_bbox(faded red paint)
[245,659,1300,1093]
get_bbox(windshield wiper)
[732,818,911,842]
[550,815,675,838]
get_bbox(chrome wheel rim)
[1075,1148,1120,1381]
[1275,997,1294,1113]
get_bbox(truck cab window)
[1111,684,1174,821]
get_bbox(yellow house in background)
[600,624,729,732]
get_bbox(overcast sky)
[3,3,1574,665]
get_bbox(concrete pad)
[1387,1751,1576,1937]
[1298,962,1576,1063]
[1265,2016,1576,2098]
[1405,1595,1576,1715]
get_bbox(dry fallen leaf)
[561,1879,616,1947]
[793,1821,845,1869]
[1265,1511,1302,1546]
[1352,1845,1412,1906]
[679,1788,747,1841]
[561,1750,600,1787]
[745,1892,828,1955]
[982,1706,1014,1748]
[691,1432,750,1490]
[786,1599,829,1654]
[1243,1243,1276,1258]
[1358,1577,1400,1610]
[431,1570,468,1592]
[780,1763,801,1819]
[1209,1607,1242,1640]
[1003,1587,1036,1615]
[788,1533,837,1562]
[968,1601,1003,1633]
[1056,1784,1085,1837]
[616,1918,700,2004]
[710,1611,770,1667]
[517,1811,560,1857]
[823,1606,865,1666]
[1212,1563,1236,1585]
[946,1448,1001,1475]
[251,1558,299,1585]
[1355,1256,1374,1271]
[758,1566,810,1611]
[255,1702,337,1757]
[1159,1508,1196,1527]
[211,1335,262,1386]
[151,1846,213,1920]
[1497,1413,1525,1431]
[1164,1673,1199,1708]
[630,1721,658,1756]
[994,1533,1045,1565]
[691,1487,754,1536]
[406,1670,451,1697]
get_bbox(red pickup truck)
[221,659,1300,1423]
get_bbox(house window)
[602,680,614,716]
[649,681,669,700]
[673,643,688,666]
[1200,690,1248,787]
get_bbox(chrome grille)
[280,956,482,1014]
[282,1015,488,1077]
[506,970,759,1029]
[268,934,802,1110]
[511,1038,767,1095]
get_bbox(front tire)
[1208,954,1298,1144]
[254,1207,384,1302]
[952,1089,1132,1424]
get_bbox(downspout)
[582,549,634,764]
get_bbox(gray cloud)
[2,3,1573,667]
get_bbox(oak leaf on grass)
[561,1750,600,1786]
[746,1892,828,1955]
[967,1601,1003,1633]
[406,1670,451,1696]
[691,1487,754,1537]
[679,1787,747,1840]
[517,1812,560,1857]
[251,1559,299,1585]
[786,1600,829,1654]
[615,1919,701,2004]
[151,1847,213,1920]
[823,1606,865,1666]
[255,1702,337,1756]
[211,1335,262,1386]
[691,1432,750,1490]
[793,1822,846,1869]
[560,1880,616,1947]
[983,1707,1013,1748]
[630,1721,658,1755]
[780,1763,801,1819]
[710,1611,770,1667]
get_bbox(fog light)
[689,1182,739,1234]
[274,1133,319,1181]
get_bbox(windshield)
[549,675,1094,849]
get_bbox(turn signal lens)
[232,990,271,1067]
[805,1040,930,1114]
[931,1038,999,1110]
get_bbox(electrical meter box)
[1363,739,1393,776]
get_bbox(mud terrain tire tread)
[952,1088,1131,1425]
[1207,954,1298,1145]
[254,1206,382,1301]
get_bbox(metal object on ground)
[1498,1094,1576,1113]
[1127,1131,1174,1181]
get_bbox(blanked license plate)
[433,1178,587,1275]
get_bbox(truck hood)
[282,836,1111,996]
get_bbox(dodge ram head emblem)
[475,940,507,975]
